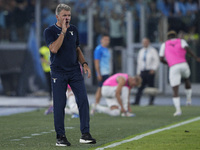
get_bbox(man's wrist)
[61,31,66,36]
[82,62,88,67]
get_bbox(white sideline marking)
[65,127,74,129]
[10,126,74,141]
[10,139,21,141]
[31,133,41,136]
[41,132,51,134]
[22,136,31,139]
[96,117,200,150]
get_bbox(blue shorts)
[98,75,110,87]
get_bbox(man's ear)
[56,15,59,20]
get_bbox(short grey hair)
[55,4,71,15]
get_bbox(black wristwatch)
[82,62,88,67]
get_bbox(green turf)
[0,106,199,150]
[103,120,200,150]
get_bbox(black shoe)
[149,99,154,105]
[56,135,71,146]
[131,102,139,105]
[149,102,154,106]
[80,133,96,144]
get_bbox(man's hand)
[62,18,70,33]
[149,70,155,74]
[97,75,102,81]
[83,64,91,78]
[128,105,132,112]
[121,107,126,113]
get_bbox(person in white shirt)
[132,38,159,105]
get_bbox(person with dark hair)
[159,30,200,116]
[44,3,96,147]
[91,34,111,115]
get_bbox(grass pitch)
[98,120,200,150]
[0,105,199,150]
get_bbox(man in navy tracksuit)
[44,4,96,146]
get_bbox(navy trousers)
[134,70,155,105]
[51,68,90,136]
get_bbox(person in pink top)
[159,30,200,116]
[91,73,142,117]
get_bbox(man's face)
[101,36,110,47]
[142,38,149,48]
[129,78,136,88]
[57,10,71,26]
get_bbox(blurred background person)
[132,38,159,106]
[92,73,142,117]
[159,30,200,116]
[108,11,124,47]
[91,34,111,115]
[39,44,52,101]
[13,0,29,42]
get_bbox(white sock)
[65,107,72,115]
[172,97,181,112]
[185,89,192,101]
[70,106,79,114]
[67,95,79,114]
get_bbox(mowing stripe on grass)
[96,116,200,150]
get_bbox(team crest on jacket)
[52,78,57,83]
[69,31,73,35]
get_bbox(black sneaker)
[56,135,71,146]
[80,133,96,144]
